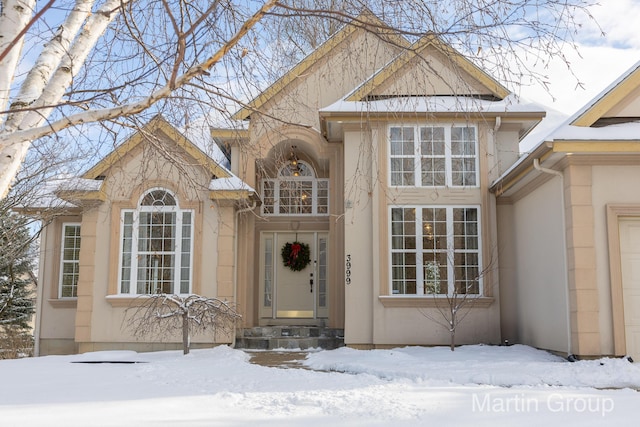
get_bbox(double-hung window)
[59,223,81,298]
[389,125,478,187]
[119,189,193,295]
[390,206,481,296]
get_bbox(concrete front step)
[235,326,344,350]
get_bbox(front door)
[259,232,328,321]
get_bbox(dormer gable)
[571,61,640,128]
[231,10,410,121]
[82,115,232,182]
[346,33,510,101]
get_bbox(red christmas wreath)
[281,241,311,271]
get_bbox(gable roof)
[570,60,640,127]
[12,176,100,213]
[19,116,257,211]
[490,61,640,197]
[82,115,233,180]
[231,10,410,121]
[345,33,510,102]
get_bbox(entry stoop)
[235,326,344,350]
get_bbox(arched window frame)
[261,160,329,216]
[118,188,194,295]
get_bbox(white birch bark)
[0,0,278,200]
[3,0,95,134]
[0,0,126,199]
[17,0,128,130]
[0,0,37,122]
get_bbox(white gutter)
[533,158,574,360]
[232,200,257,347]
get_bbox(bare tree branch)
[124,294,241,354]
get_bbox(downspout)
[494,116,502,134]
[492,116,501,173]
[232,200,257,347]
[33,222,46,357]
[533,158,574,360]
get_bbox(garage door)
[619,219,640,361]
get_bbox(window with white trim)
[119,189,193,295]
[389,125,478,187]
[390,206,481,296]
[59,223,81,298]
[262,161,329,216]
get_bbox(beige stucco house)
[493,60,640,362]
[26,13,561,356]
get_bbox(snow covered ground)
[1,344,639,426]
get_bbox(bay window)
[390,206,481,296]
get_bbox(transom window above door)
[262,161,329,216]
[389,125,478,187]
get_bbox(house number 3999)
[345,254,352,285]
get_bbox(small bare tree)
[420,257,495,352]
[124,294,241,355]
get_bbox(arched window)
[262,161,329,216]
[119,188,193,295]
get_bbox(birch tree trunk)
[0,0,278,199]
[0,0,37,120]
[0,0,126,199]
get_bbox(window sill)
[379,296,494,308]
[105,294,193,307]
[105,295,147,307]
[48,298,78,308]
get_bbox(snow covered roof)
[551,120,640,140]
[57,177,103,192]
[180,115,247,170]
[491,60,640,195]
[568,59,640,127]
[13,176,101,211]
[516,59,640,154]
[320,94,546,115]
[209,176,255,193]
[17,115,256,211]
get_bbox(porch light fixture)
[289,146,301,176]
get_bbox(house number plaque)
[345,254,352,285]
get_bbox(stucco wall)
[503,176,569,353]
[372,305,499,346]
[32,130,242,353]
[370,46,490,98]
[37,217,80,355]
[250,30,402,142]
[343,127,374,345]
[494,130,521,180]
[342,119,502,347]
[82,143,226,345]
